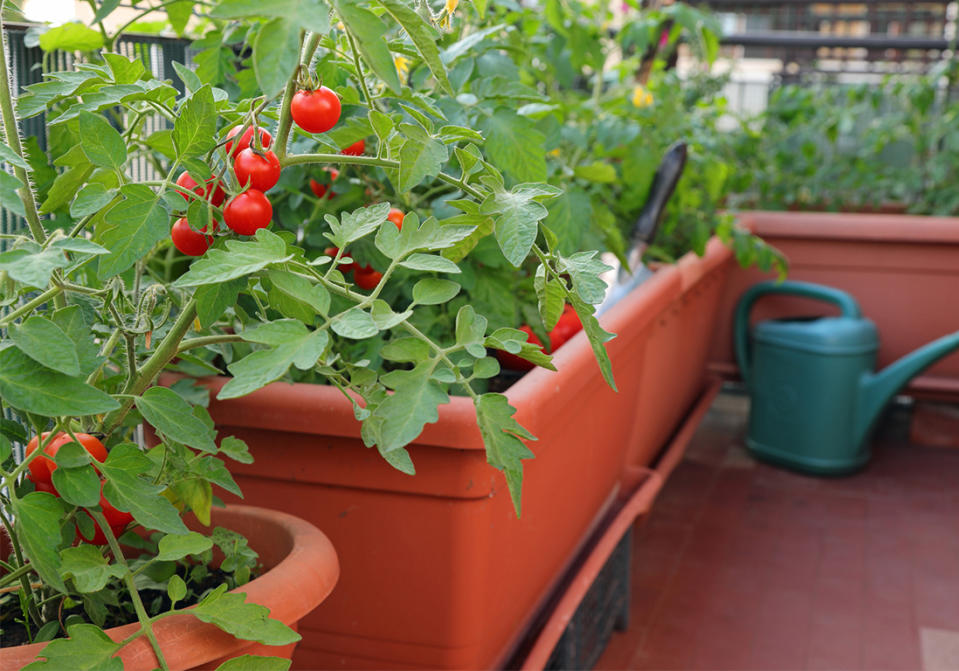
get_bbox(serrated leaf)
[411,278,460,305]
[481,108,546,183]
[51,305,101,375]
[0,246,72,288]
[195,278,247,328]
[253,19,300,99]
[173,229,293,287]
[267,270,330,317]
[397,123,448,191]
[375,0,452,94]
[59,545,126,593]
[399,253,460,273]
[10,315,81,376]
[157,531,214,561]
[218,436,254,464]
[77,112,126,170]
[568,293,617,390]
[381,337,430,362]
[0,141,30,168]
[174,85,216,157]
[136,387,217,453]
[481,186,548,267]
[194,584,300,646]
[374,362,449,454]
[70,183,117,217]
[220,327,328,399]
[559,251,613,305]
[20,624,122,671]
[0,347,119,417]
[334,0,402,94]
[13,492,67,592]
[534,265,565,331]
[100,443,188,535]
[214,655,292,671]
[38,23,104,52]
[475,393,535,516]
[544,188,592,255]
[97,184,169,278]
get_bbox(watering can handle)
[733,281,863,384]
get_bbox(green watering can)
[734,281,959,475]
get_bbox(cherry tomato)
[291,87,341,134]
[234,148,281,191]
[224,190,272,235]
[27,433,108,488]
[341,139,365,156]
[77,482,134,545]
[387,208,405,230]
[495,325,542,371]
[171,217,213,257]
[548,305,582,351]
[224,125,273,157]
[353,264,382,290]
[175,172,225,207]
[33,479,58,496]
[309,168,339,199]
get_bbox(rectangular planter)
[180,239,730,669]
[709,211,959,400]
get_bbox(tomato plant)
[233,147,281,191]
[224,189,273,235]
[291,87,341,133]
[352,265,382,290]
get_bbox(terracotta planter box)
[710,211,959,400]
[2,505,339,671]
[181,237,732,669]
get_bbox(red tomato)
[353,264,382,290]
[324,246,355,274]
[548,305,582,351]
[495,325,541,371]
[224,125,273,157]
[309,168,339,199]
[341,139,365,156]
[223,190,272,235]
[33,479,59,496]
[387,208,404,230]
[77,482,134,545]
[291,87,341,134]
[27,433,108,489]
[234,148,281,191]
[175,172,225,207]
[171,217,213,256]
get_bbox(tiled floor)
[595,391,959,671]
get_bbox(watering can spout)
[856,330,959,445]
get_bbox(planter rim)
[737,210,959,244]
[2,504,339,671]
[184,260,687,451]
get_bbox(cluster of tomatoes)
[324,207,404,289]
[26,432,134,545]
[170,85,367,258]
[497,304,583,371]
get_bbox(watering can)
[734,281,959,475]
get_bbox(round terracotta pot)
[1,505,339,671]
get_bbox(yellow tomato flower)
[394,55,410,78]
[548,148,561,157]
[440,0,459,28]
[632,85,653,108]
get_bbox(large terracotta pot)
[710,211,959,400]
[2,505,339,671]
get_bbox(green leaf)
[100,444,188,535]
[194,584,301,646]
[13,492,67,592]
[0,434,11,463]
[168,574,187,605]
[398,253,460,273]
[375,0,452,94]
[97,184,169,278]
[568,293,617,390]
[411,278,460,305]
[0,141,30,168]
[173,230,293,288]
[375,213,475,259]
[195,278,247,328]
[167,1,194,35]
[374,362,449,454]
[325,203,389,248]
[544,189,592,255]
[0,246,72,288]
[77,111,126,171]
[40,155,95,214]
[174,85,216,157]
[209,0,330,32]
[382,337,430,362]
[59,545,126,593]
[218,436,254,464]
[253,19,301,99]
[70,183,117,217]
[219,325,329,399]
[559,251,612,305]
[38,23,104,52]
[480,185,551,267]
[481,109,546,183]
[215,656,292,671]
[135,387,218,453]
[51,306,101,375]
[266,269,330,317]
[331,308,380,339]
[157,531,214,561]
[573,161,617,183]
[475,393,535,516]
[51,463,101,507]
[368,109,394,145]
[334,0,402,94]
[0,170,25,217]
[10,315,81,376]
[20,624,122,671]
[397,124,448,192]
[0,347,119,417]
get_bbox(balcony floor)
[595,391,959,671]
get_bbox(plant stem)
[176,333,243,352]
[91,510,170,671]
[344,27,377,112]
[0,286,64,327]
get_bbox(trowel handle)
[733,281,863,384]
